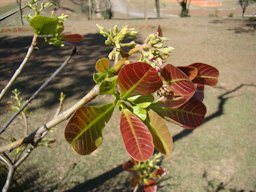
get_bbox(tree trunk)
[144,0,148,20]
[155,0,160,18]
[126,0,130,18]
[88,0,92,19]
[17,0,24,25]
[95,0,101,18]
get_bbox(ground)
[0,1,256,192]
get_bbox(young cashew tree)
[0,1,219,191]
[64,25,219,191]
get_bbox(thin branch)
[0,84,99,153]
[21,112,28,136]
[0,34,38,102]
[0,154,15,192]
[54,92,65,118]
[0,47,77,135]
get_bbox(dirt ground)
[0,1,256,192]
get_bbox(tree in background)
[177,0,191,17]
[155,0,160,18]
[16,0,24,25]
[238,0,256,17]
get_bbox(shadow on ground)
[173,83,256,142]
[202,171,256,192]
[0,33,112,113]
[64,84,256,192]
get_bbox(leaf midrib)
[71,104,115,143]
[121,69,151,99]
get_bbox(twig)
[0,154,15,192]
[21,112,28,136]
[0,84,99,153]
[0,34,38,102]
[0,47,77,135]
[54,92,65,118]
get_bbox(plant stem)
[21,112,28,136]
[0,47,77,135]
[0,154,14,192]
[0,84,99,153]
[0,34,38,102]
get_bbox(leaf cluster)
[123,153,165,192]
[64,25,220,166]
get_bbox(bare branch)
[0,34,38,102]
[0,47,77,135]
[54,92,65,118]
[0,154,15,192]
[0,84,99,153]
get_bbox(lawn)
[0,1,256,191]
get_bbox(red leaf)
[120,109,154,161]
[157,25,163,37]
[131,175,140,188]
[118,62,163,99]
[64,33,84,43]
[153,98,206,129]
[144,179,157,192]
[193,84,205,102]
[189,63,219,86]
[152,167,166,178]
[177,66,198,80]
[161,64,196,107]
[122,161,134,172]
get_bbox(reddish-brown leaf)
[118,62,163,99]
[152,98,206,129]
[122,161,133,172]
[152,167,166,178]
[157,25,163,37]
[144,179,157,192]
[193,84,205,102]
[178,66,198,80]
[64,33,84,43]
[120,109,154,161]
[64,103,115,155]
[131,175,140,188]
[161,64,196,107]
[189,63,219,86]
[147,110,173,157]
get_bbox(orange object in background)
[191,0,223,7]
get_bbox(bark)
[155,0,160,18]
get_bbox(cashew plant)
[0,1,219,191]
[64,25,219,191]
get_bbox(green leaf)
[96,58,110,73]
[147,110,173,157]
[93,72,107,84]
[132,106,147,121]
[29,15,59,35]
[128,95,154,104]
[128,95,154,109]
[99,77,117,95]
[65,103,115,155]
